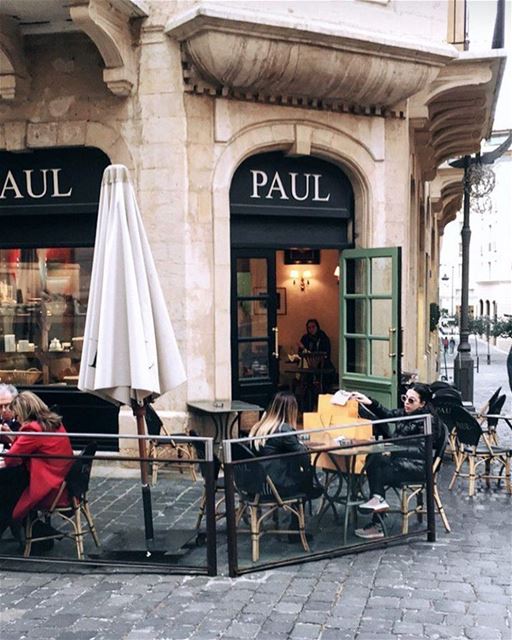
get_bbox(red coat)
[4,421,74,521]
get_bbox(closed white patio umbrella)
[79,164,186,550]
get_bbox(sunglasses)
[401,394,419,405]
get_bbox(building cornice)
[410,51,507,181]
[166,4,458,114]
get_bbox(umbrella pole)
[132,400,155,551]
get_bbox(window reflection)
[0,247,93,385]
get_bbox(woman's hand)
[349,392,372,405]
[0,423,15,444]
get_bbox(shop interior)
[0,248,92,386]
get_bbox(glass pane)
[345,259,366,294]
[345,338,366,374]
[237,301,267,338]
[371,257,392,295]
[346,299,366,334]
[238,342,270,380]
[236,258,268,296]
[0,247,93,385]
[371,299,392,336]
[371,340,391,377]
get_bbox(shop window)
[0,247,93,386]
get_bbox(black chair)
[189,430,224,530]
[395,426,451,534]
[478,393,507,445]
[448,406,511,497]
[24,443,100,559]
[231,442,310,562]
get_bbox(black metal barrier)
[222,415,435,577]
[0,431,217,575]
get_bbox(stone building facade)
[0,0,505,436]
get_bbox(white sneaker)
[358,495,389,512]
[355,521,385,539]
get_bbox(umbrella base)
[93,528,198,561]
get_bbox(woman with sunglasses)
[349,383,444,540]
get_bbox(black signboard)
[0,146,110,247]
[230,151,353,219]
[230,151,353,249]
[0,147,110,216]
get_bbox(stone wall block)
[4,121,26,150]
[56,121,87,146]
[142,117,186,144]
[27,122,58,147]
[85,121,120,151]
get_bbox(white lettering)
[50,168,72,198]
[312,174,330,202]
[250,170,268,199]
[0,170,23,199]
[24,169,49,199]
[265,172,289,200]
[290,173,311,201]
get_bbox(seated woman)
[348,383,443,540]
[249,391,321,542]
[0,391,74,539]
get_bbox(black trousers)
[0,465,29,533]
[365,453,424,498]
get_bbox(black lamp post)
[448,133,512,402]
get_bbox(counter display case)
[0,248,92,387]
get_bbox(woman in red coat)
[0,391,73,534]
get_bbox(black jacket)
[257,424,313,497]
[367,400,444,476]
[300,329,331,359]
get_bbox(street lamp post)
[448,132,512,403]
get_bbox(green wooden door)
[339,247,401,407]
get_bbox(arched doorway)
[229,151,354,407]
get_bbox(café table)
[187,400,263,443]
[306,439,409,544]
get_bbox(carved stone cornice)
[431,167,464,232]
[165,5,457,114]
[410,51,506,181]
[69,0,147,97]
[0,15,30,101]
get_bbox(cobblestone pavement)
[0,342,511,640]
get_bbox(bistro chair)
[394,427,451,534]
[448,405,511,497]
[146,404,197,485]
[24,443,100,559]
[189,430,225,530]
[231,442,310,562]
[477,393,507,445]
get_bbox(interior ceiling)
[0,1,76,34]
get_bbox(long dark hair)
[249,391,298,450]
[306,318,320,334]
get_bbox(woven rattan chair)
[24,443,100,559]
[231,442,310,562]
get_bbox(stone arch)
[0,120,134,172]
[210,120,377,398]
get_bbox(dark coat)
[257,423,313,497]
[300,329,331,360]
[367,401,444,476]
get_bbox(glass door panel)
[232,250,278,406]
[340,248,401,407]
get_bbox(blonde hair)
[10,391,62,432]
[249,391,298,450]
